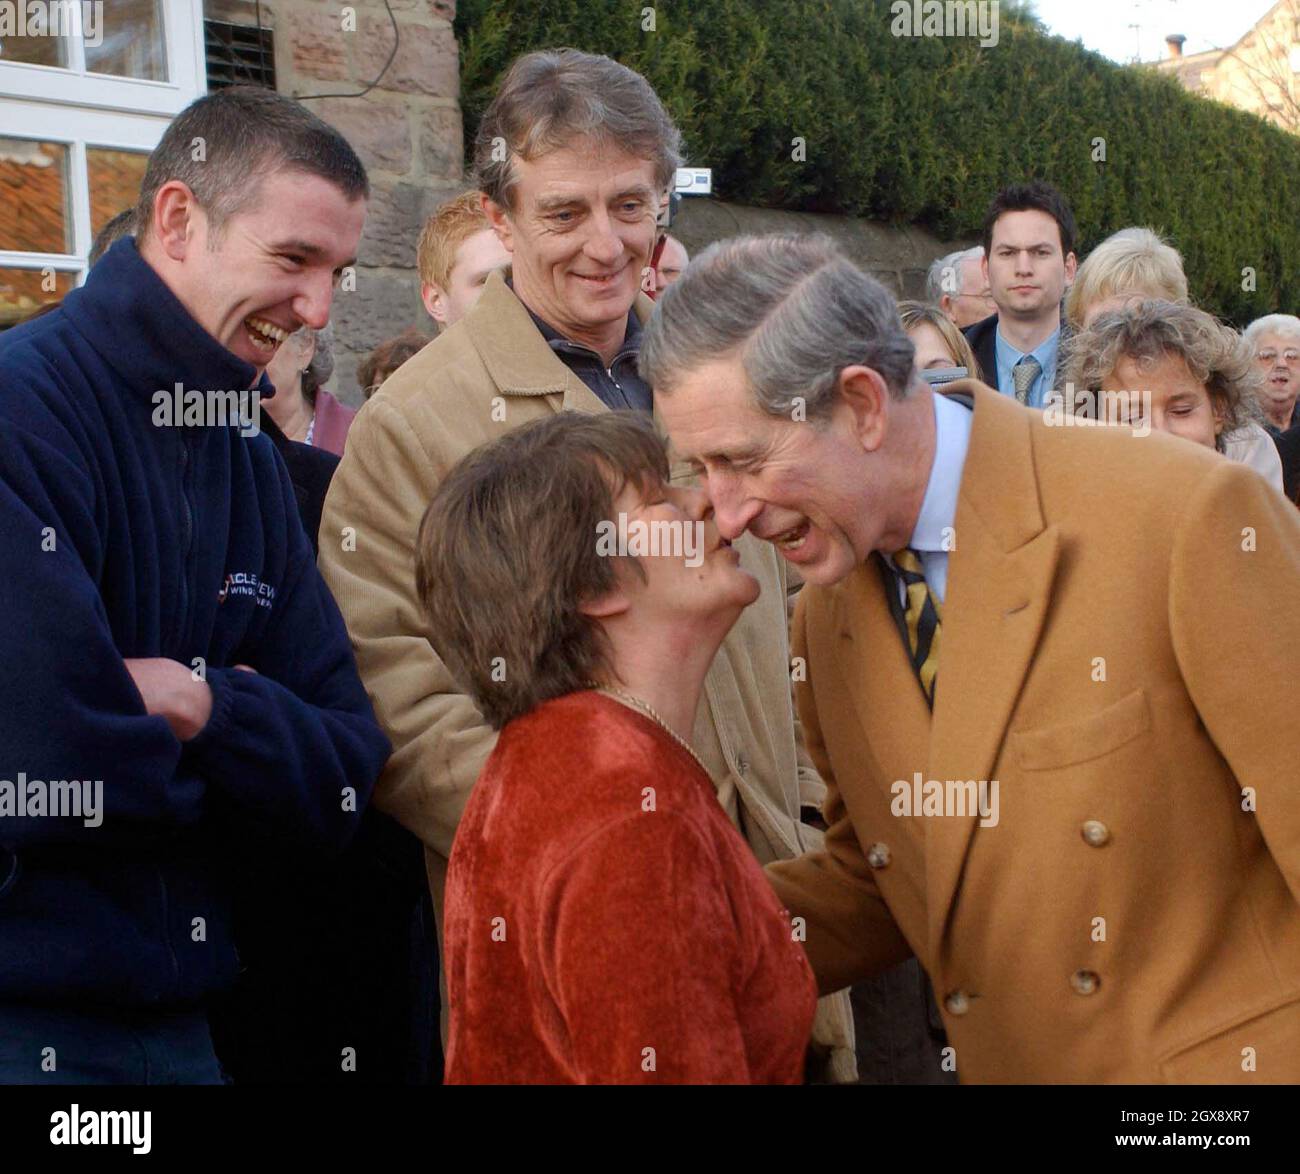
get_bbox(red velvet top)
[443,690,817,1084]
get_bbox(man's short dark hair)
[135,86,368,242]
[89,208,136,267]
[981,180,1077,259]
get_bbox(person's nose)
[583,208,624,268]
[707,473,763,541]
[1015,251,1034,274]
[292,270,335,331]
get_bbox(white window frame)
[0,1,206,116]
[0,0,206,289]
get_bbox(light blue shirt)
[994,325,1060,410]
[888,391,972,605]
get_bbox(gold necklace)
[586,683,712,779]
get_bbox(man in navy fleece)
[0,87,390,1084]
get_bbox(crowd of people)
[1,45,1297,1087]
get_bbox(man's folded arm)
[765,589,912,994]
[1169,460,1300,904]
[317,397,496,858]
[183,474,391,851]
[0,428,199,843]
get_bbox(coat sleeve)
[765,588,913,995]
[1169,458,1300,905]
[317,395,495,859]
[0,424,197,844]
[539,812,758,1083]
[181,485,391,852]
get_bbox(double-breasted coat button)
[944,990,970,1016]
[866,842,891,869]
[1071,969,1101,996]
[735,754,749,777]
[1081,820,1111,847]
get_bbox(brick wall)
[204,0,463,402]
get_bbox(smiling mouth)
[770,520,811,551]
[573,265,626,286]
[244,314,290,353]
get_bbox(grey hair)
[1244,313,1300,345]
[299,322,335,401]
[1061,299,1262,450]
[474,48,682,212]
[640,234,917,419]
[925,246,982,304]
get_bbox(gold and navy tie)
[892,548,942,707]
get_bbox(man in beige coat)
[644,232,1300,1084]
[317,49,854,1079]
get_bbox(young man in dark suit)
[964,181,1076,408]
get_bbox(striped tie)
[1012,356,1042,405]
[892,548,942,707]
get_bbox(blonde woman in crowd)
[1064,228,1283,492]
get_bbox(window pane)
[84,0,167,82]
[0,137,71,254]
[87,147,149,238]
[0,267,76,329]
[0,20,69,67]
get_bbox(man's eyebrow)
[612,184,656,202]
[704,444,763,464]
[272,239,354,267]
[534,193,587,212]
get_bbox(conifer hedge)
[456,0,1300,321]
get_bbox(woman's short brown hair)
[1060,300,1263,449]
[415,411,669,729]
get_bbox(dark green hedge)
[456,0,1300,321]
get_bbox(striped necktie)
[1012,355,1042,405]
[891,548,942,707]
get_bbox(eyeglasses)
[1257,349,1300,364]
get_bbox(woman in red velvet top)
[414,411,817,1084]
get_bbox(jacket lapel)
[839,558,934,796]
[923,384,1060,961]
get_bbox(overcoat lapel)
[922,384,1061,961]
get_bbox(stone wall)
[673,199,976,303]
[204,0,462,402]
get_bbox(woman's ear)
[578,581,631,620]
[1210,391,1228,434]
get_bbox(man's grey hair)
[1244,314,1300,345]
[925,246,982,304]
[300,322,335,400]
[640,234,916,419]
[474,48,682,212]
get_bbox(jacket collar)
[463,270,654,408]
[64,237,269,403]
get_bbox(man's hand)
[123,657,215,742]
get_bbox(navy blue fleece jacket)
[0,238,390,1009]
